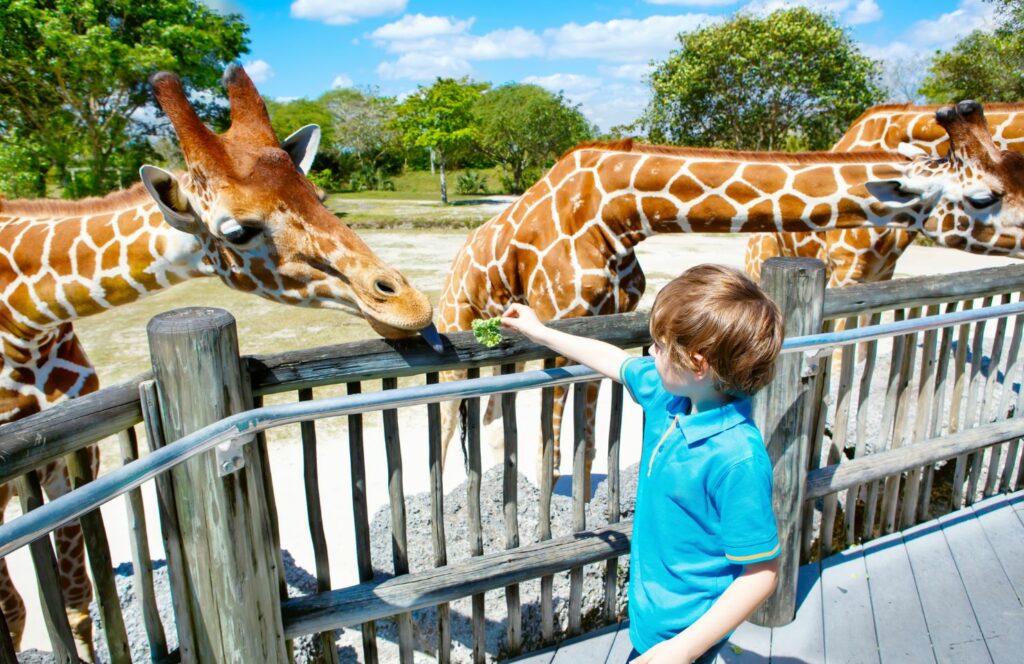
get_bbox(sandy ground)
[5,223,1021,655]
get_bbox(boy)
[501,264,783,664]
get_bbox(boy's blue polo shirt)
[619,356,779,654]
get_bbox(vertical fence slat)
[819,318,856,557]
[345,381,378,664]
[465,368,486,664]
[981,295,1012,497]
[539,359,556,643]
[500,363,522,655]
[848,312,881,547]
[899,305,939,529]
[140,380,196,663]
[751,257,825,627]
[14,471,78,663]
[380,377,414,664]
[865,309,906,539]
[569,382,587,636]
[604,381,624,623]
[0,606,17,664]
[963,297,993,504]
[881,307,920,535]
[920,302,958,520]
[996,296,1024,493]
[118,427,168,661]
[949,300,976,509]
[298,388,340,664]
[425,373,451,664]
[802,319,833,561]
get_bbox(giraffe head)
[139,65,440,344]
[866,100,1024,256]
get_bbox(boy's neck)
[688,385,735,413]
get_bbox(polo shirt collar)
[674,397,753,444]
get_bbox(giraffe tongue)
[419,322,446,353]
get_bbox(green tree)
[641,7,884,151]
[920,2,1024,102]
[396,77,489,204]
[321,88,404,174]
[0,0,248,197]
[473,83,594,194]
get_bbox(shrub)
[455,170,489,195]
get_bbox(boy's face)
[649,338,702,398]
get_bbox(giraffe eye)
[223,223,263,245]
[965,192,1000,209]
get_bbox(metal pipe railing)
[2,299,1022,557]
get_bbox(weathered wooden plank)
[822,319,856,556]
[877,309,913,537]
[0,606,17,664]
[767,562,824,662]
[949,300,975,509]
[465,367,486,664]
[803,319,833,560]
[964,297,994,505]
[605,381,624,623]
[247,314,652,395]
[860,531,934,663]
[806,418,1024,500]
[902,305,940,529]
[569,381,586,636]
[939,507,1024,663]
[0,376,146,485]
[719,619,771,663]
[751,258,825,626]
[823,263,1024,319]
[550,621,619,663]
[297,388,340,664]
[921,302,959,520]
[426,372,451,664]
[901,519,988,663]
[821,547,879,663]
[850,312,882,545]
[501,363,523,655]
[972,495,1024,604]
[604,621,634,664]
[14,471,78,663]
[117,428,168,661]
[344,381,378,664]
[380,376,414,664]
[280,520,632,638]
[539,358,556,643]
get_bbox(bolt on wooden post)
[750,258,826,627]
[147,307,288,662]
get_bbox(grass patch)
[329,166,506,200]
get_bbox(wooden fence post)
[750,258,826,627]
[146,307,288,662]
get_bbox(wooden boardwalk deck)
[509,491,1024,664]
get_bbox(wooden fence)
[1,258,1023,662]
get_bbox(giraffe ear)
[281,124,321,175]
[865,179,927,205]
[139,165,202,234]
[896,142,928,159]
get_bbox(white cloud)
[371,14,475,40]
[845,0,881,25]
[524,73,603,96]
[275,96,300,103]
[291,0,406,26]
[907,0,997,49]
[376,53,473,80]
[524,74,646,131]
[243,59,273,83]
[545,14,719,62]
[199,0,240,13]
[645,0,737,5]
[600,63,656,82]
[332,74,354,88]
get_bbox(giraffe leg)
[439,370,468,470]
[42,460,96,663]
[0,486,26,652]
[582,380,601,503]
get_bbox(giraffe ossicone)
[0,63,436,658]
[438,100,1024,498]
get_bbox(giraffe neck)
[0,192,209,339]
[835,104,1024,154]
[522,145,920,251]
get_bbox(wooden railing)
[1,260,1024,662]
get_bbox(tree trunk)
[438,152,448,205]
[514,162,524,195]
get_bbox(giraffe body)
[745,102,1024,286]
[438,102,1024,493]
[0,65,436,656]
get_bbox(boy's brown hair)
[650,264,784,396]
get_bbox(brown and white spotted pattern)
[0,65,436,658]
[437,101,1024,495]
[746,102,1024,286]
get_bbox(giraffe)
[0,64,437,658]
[745,102,1024,287]
[437,101,1024,497]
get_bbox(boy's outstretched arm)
[501,304,631,381]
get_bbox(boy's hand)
[501,304,546,342]
[633,637,698,664]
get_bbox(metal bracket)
[139,379,248,476]
[801,349,830,378]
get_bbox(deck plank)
[821,546,880,663]
[718,619,770,663]
[902,519,990,663]
[972,495,1024,604]
[604,621,634,664]
[551,622,619,663]
[939,506,1024,664]
[860,531,934,663]
[766,562,824,662]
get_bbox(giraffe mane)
[0,182,152,219]
[563,139,910,164]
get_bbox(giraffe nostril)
[375,280,398,296]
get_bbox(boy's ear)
[690,352,710,377]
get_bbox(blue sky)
[202,1,1002,131]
